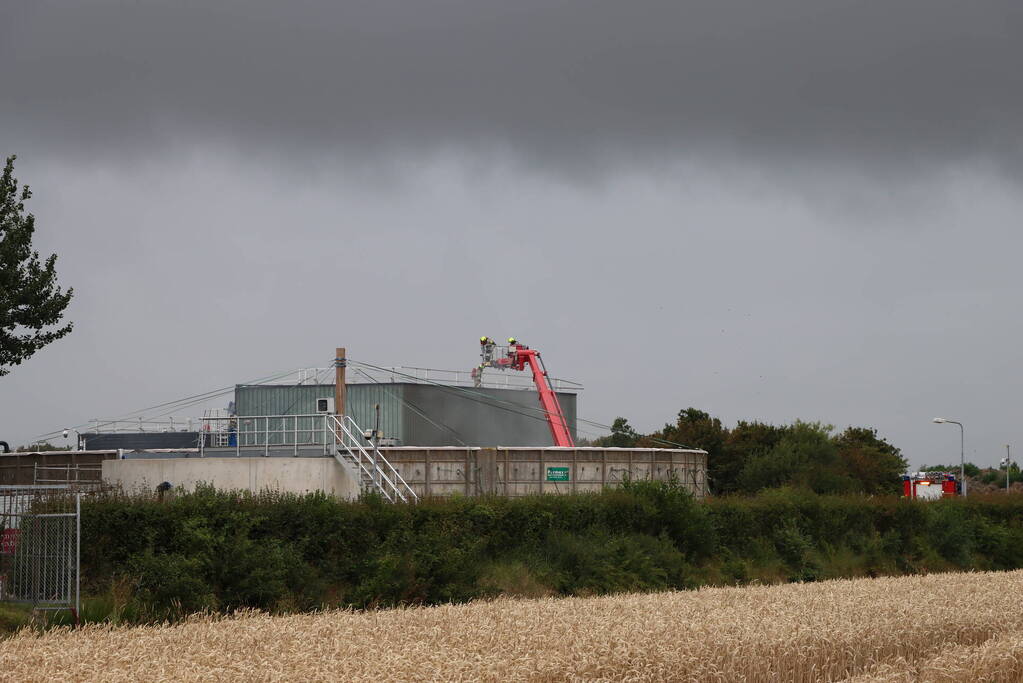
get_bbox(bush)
[77,485,1023,623]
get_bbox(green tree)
[737,421,857,494]
[716,421,789,494]
[648,408,730,491]
[0,155,73,376]
[922,463,981,478]
[832,427,908,495]
[594,417,640,448]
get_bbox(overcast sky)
[2,1,1022,466]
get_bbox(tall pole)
[1007,444,1012,492]
[335,347,346,418]
[957,422,965,497]
[933,418,966,496]
[953,421,961,496]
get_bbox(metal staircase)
[327,414,418,503]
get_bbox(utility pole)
[1006,444,1012,493]
[335,347,346,418]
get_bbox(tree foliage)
[593,417,640,448]
[922,463,981,478]
[601,408,910,495]
[833,427,908,495]
[0,155,73,376]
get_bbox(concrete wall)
[91,446,707,500]
[382,447,708,499]
[102,456,361,499]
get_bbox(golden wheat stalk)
[4,571,1023,682]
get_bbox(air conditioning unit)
[315,397,335,414]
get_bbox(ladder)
[327,414,418,503]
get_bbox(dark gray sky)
[2,1,1022,466]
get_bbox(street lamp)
[933,418,965,497]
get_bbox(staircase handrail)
[328,415,418,503]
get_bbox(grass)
[3,569,1023,681]
[0,603,31,635]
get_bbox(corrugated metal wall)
[345,384,404,442]
[234,384,405,443]
[234,383,578,447]
[234,384,329,417]
[401,384,576,447]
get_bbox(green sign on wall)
[546,466,570,482]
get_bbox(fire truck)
[902,471,959,500]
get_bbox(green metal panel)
[234,384,332,446]
[345,384,404,444]
[235,384,329,416]
[232,382,577,447]
[234,383,405,444]
[401,384,577,447]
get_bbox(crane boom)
[472,337,576,447]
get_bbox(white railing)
[195,414,419,503]
[248,366,584,392]
[85,417,197,433]
[327,415,418,504]
[33,464,103,487]
[198,414,333,457]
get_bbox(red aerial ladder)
[471,337,576,448]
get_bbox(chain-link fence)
[0,486,80,617]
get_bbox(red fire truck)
[902,471,959,500]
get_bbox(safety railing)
[198,414,335,457]
[328,415,418,504]
[33,464,103,487]
[246,365,584,392]
[85,417,197,433]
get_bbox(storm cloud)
[3,1,1022,176]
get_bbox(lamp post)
[933,418,965,497]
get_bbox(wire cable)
[347,359,688,448]
[35,366,309,440]
[352,368,468,446]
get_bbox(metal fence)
[199,413,334,456]
[0,486,80,616]
[33,463,103,487]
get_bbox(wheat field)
[3,571,1023,681]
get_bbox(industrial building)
[82,365,579,450]
[233,380,578,448]
[28,342,708,501]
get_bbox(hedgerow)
[78,482,1023,621]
